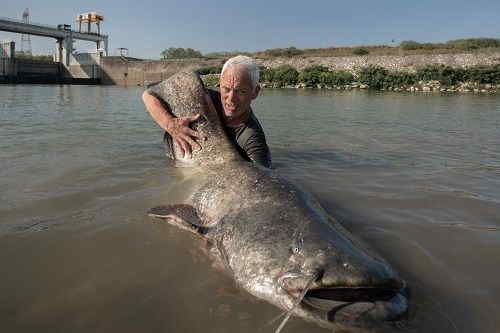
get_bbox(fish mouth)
[298,284,409,327]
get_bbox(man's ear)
[252,85,260,100]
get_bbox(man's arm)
[142,90,205,157]
[244,133,272,169]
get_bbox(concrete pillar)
[104,38,109,56]
[62,34,73,66]
[56,38,63,63]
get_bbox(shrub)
[447,38,500,50]
[358,66,388,89]
[260,67,275,82]
[400,40,422,50]
[262,46,304,57]
[273,65,299,86]
[383,72,417,88]
[352,48,369,56]
[415,65,466,85]
[298,65,330,86]
[161,47,203,59]
[196,65,222,75]
[464,65,500,84]
[319,71,354,86]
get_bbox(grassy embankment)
[199,38,500,93]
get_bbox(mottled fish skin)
[151,71,241,165]
[150,71,409,330]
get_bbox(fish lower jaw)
[298,291,409,328]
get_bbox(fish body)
[148,71,409,330]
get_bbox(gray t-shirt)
[147,85,272,168]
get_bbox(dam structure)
[0,12,108,84]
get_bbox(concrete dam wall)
[99,52,500,86]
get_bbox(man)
[142,55,272,168]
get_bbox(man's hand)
[143,90,208,158]
[166,114,205,158]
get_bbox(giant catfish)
[147,71,409,331]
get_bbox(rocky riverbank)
[201,74,500,94]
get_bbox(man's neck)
[224,109,251,128]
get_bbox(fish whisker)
[275,272,319,333]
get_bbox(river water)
[1,85,499,333]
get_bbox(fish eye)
[292,246,300,254]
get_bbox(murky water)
[1,85,499,333]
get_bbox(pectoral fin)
[148,204,207,236]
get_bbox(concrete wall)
[65,52,101,79]
[100,57,224,86]
[98,52,500,86]
[1,58,13,77]
[17,60,59,76]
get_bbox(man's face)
[219,66,259,120]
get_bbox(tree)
[161,47,203,59]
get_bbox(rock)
[359,84,368,89]
[474,88,479,93]
[485,84,492,89]
[481,89,487,93]
[422,86,431,92]
[440,89,447,92]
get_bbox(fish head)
[274,216,409,329]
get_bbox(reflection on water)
[1,85,499,332]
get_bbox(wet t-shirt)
[147,84,272,168]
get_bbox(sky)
[1,0,499,59]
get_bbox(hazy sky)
[1,0,499,59]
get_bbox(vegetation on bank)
[198,64,500,92]
[14,53,54,62]
[161,47,203,59]
[160,38,500,60]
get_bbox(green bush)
[446,38,500,50]
[273,65,299,86]
[196,65,223,75]
[298,65,330,86]
[383,72,417,88]
[319,71,354,86]
[352,48,369,56]
[400,40,422,50]
[262,46,304,57]
[358,66,389,89]
[464,65,500,84]
[260,67,275,83]
[415,65,466,85]
[161,47,203,59]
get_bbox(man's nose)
[228,90,237,102]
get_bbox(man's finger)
[186,137,201,152]
[181,139,192,156]
[189,114,201,121]
[187,128,205,139]
[174,138,185,157]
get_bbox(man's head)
[219,56,260,123]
